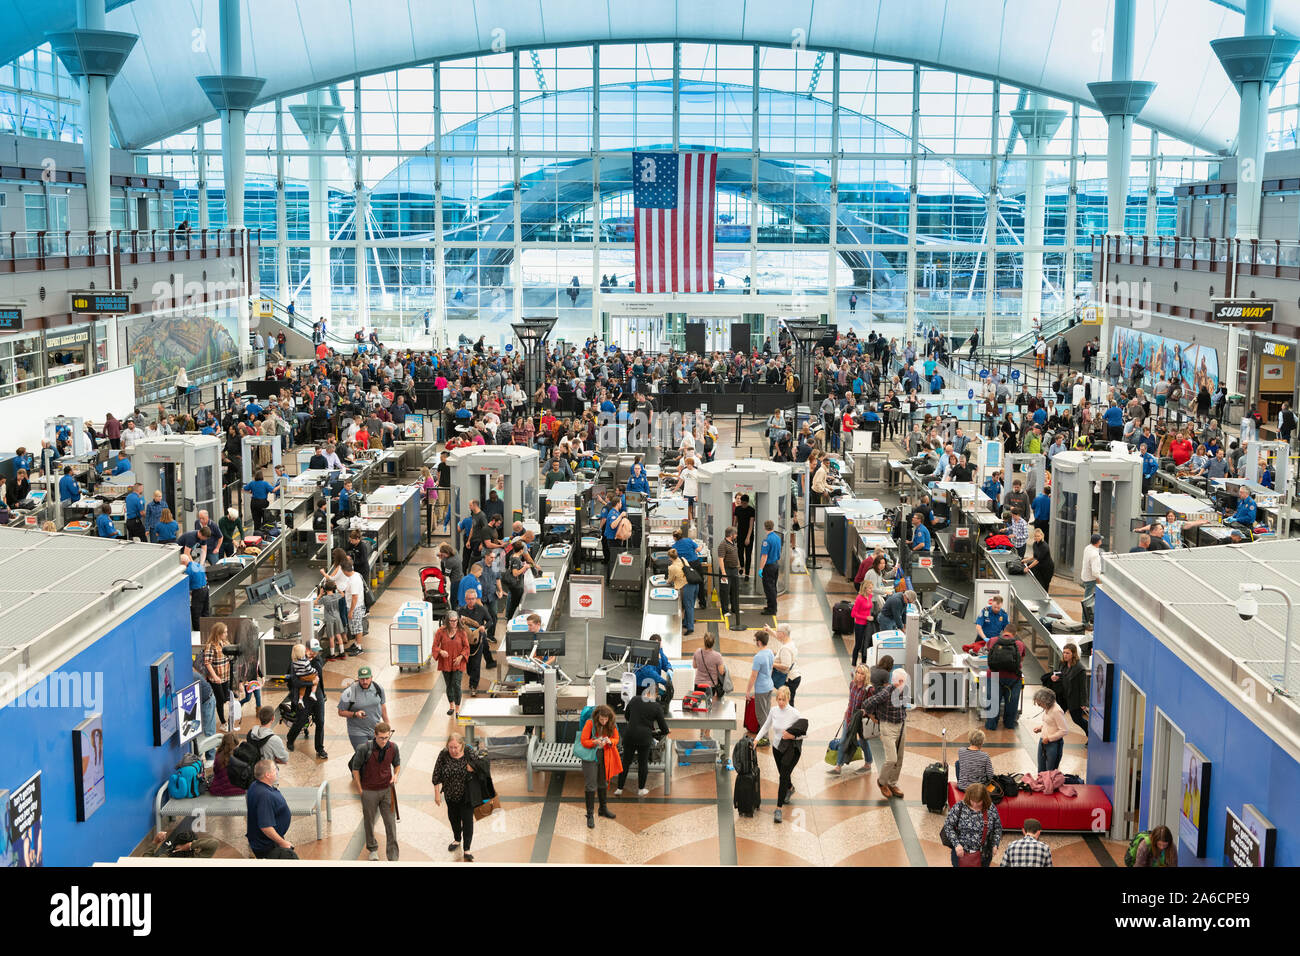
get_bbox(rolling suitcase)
[832,600,855,635]
[731,738,761,817]
[921,727,949,814]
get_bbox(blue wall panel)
[1090,588,1299,867]
[0,579,193,866]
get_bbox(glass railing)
[0,228,258,265]
[1100,233,1300,268]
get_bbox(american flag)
[632,151,718,293]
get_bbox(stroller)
[420,566,450,611]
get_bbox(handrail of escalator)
[256,294,356,346]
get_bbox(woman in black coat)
[1043,642,1088,734]
[6,467,31,509]
[615,682,670,796]
[1022,527,1055,592]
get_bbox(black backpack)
[987,636,1022,674]
[226,732,273,790]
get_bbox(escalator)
[254,295,357,359]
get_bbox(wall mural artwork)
[125,311,239,387]
[1111,326,1220,398]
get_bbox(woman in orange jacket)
[434,612,471,718]
[578,704,622,829]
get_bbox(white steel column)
[1064,102,1079,309]
[512,52,523,327]
[906,64,921,342]
[1144,129,1160,236]
[353,77,368,329]
[274,99,288,304]
[290,91,343,325]
[197,123,210,231]
[434,64,446,347]
[193,0,264,361]
[1088,0,1156,238]
[829,53,840,328]
[750,46,760,297]
[984,82,999,348]
[1010,94,1066,330]
[1212,0,1299,240]
[48,0,136,233]
[592,47,602,337]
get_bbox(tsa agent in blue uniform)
[600,499,624,573]
[1031,488,1052,535]
[975,595,1009,644]
[95,504,119,538]
[58,466,82,504]
[243,469,277,529]
[757,519,782,616]
[1226,487,1257,533]
[626,463,650,496]
[909,513,932,553]
[93,502,118,538]
[108,451,132,476]
[182,553,210,633]
[124,482,147,542]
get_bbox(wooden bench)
[525,737,672,795]
[154,780,332,841]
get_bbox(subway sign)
[1212,300,1274,323]
[70,292,130,314]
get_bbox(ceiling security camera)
[1237,584,1262,622]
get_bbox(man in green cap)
[337,665,389,751]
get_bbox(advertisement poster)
[1111,326,1220,398]
[1179,743,1212,858]
[8,772,42,867]
[1240,804,1277,867]
[177,681,202,744]
[1090,649,1114,742]
[151,652,178,746]
[72,714,106,822]
[1223,806,1276,867]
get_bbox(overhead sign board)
[0,306,22,330]
[1211,300,1274,324]
[70,292,130,314]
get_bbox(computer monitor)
[244,579,274,606]
[535,632,566,656]
[268,569,296,595]
[933,586,970,619]
[628,638,661,666]
[505,632,541,655]
[601,635,634,663]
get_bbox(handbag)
[472,795,501,821]
[956,807,989,867]
[825,719,864,766]
[522,569,538,594]
[743,696,759,734]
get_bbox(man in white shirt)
[676,457,700,520]
[322,443,344,471]
[343,563,367,655]
[121,418,147,452]
[1081,533,1104,609]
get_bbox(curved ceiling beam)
[2,0,1281,152]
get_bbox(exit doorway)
[1149,708,1185,838]
[1113,675,1147,842]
